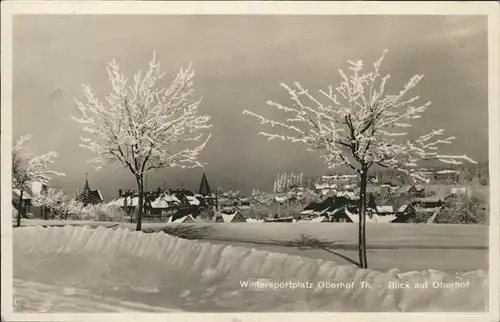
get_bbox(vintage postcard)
[1,1,499,322]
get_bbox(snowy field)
[13,225,488,312]
[15,219,488,272]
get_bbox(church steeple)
[198,172,211,196]
[84,172,90,192]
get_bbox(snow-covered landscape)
[13,225,488,312]
[15,219,488,273]
[5,9,493,316]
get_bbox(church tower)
[198,172,212,196]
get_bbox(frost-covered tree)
[12,134,64,227]
[33,189,126,222]
[243,50,476,268]
[273,172,306,194]
[72,52,211,231]
[32,187,67,220]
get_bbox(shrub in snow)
[436,193,488,224]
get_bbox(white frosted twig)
[72,51,211,177]
[243,49,476,178]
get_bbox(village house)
[300,195,367,223]
[264,216,294,223]
[433,170,460,183]
[169,214,196,224]
[391,197,444,223]
[450,187,469,196]
[110,172,214,222]
[213,211,247,223]
[398,184,426,199]
[12,181,47,219]
[316,173,358,195]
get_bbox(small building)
[398,185,425,199]
[376,205,394,214]
[434,170,460,183]
[213,211,247,223]
[246,218,265,223]
[391,197,444,223]
[451,187,468,196]
[12,181,47,219]
[264,216,294,223]
[412,197,444,209]
[301,196,362,222]
[170,214,196,224]
[110,188,186,222]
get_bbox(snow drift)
[14,226,488,312]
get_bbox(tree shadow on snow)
[269,234,360,267]
[143,224,214,240]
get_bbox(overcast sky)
[12,15,488,200]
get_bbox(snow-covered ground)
[13,226,488,312]
[15,219,488,272]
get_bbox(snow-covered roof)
[274,195,288,203]
[164,194,181,203]
[130,196,140,207]
[326,207,343,216]
[12,181,45,200]
[377,205,394,213]
[436,170,459,174]
[343,208,358,223]
[311,208,330,216]
[372,213,397,223]
[108,198,123,207]
[150,194,180,208]
[417,207,442,214]
[31,182,44,196]
[342,190,356,196]
[214,211,246,223]
[322,175,356,180]
[173,214,195,223]
[246,218,264,223]
[315,183,338,190]
[310,216,329,223]
[150,198,170,209]
[222,213,237,223]
[96,190,104,202]
[451,187,468,194]
[398,204,409,212]
[186,196,200,206]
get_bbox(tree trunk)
[358,169,368,269]
[16,190,24,228]
[135,176,144,231]
[288,198,291,217]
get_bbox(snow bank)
[14,226,488,312]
